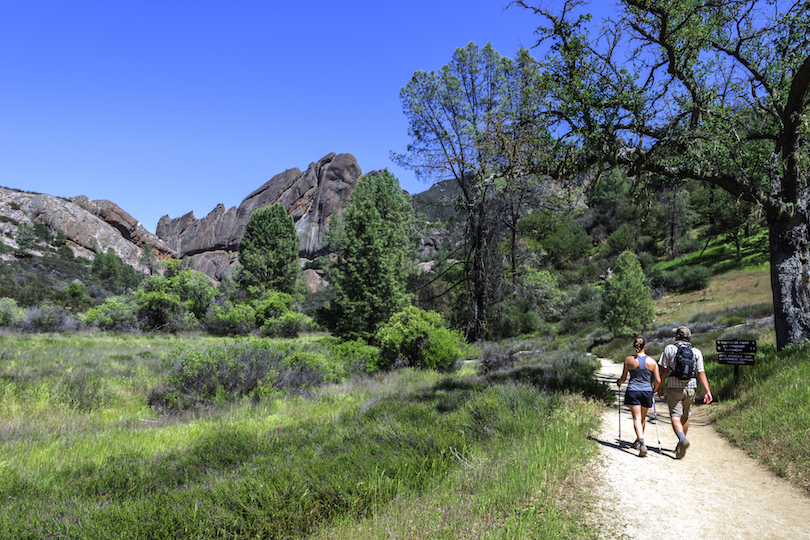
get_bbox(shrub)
[486,350,614,403]
[21,303,79,333]
[80,296,138,331]
[375,306,464,371]
[324,337,381,372]
[150,341,348,410]
[205,302,256,336]
[133,289,182,331]
[254,291,294,326]
[650,265,712,293]
[259,311,302,338]
[0,297,25,327]
[560,284,603,334]
[605,223,637,256]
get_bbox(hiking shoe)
[631,439,641,450]
[675,438,690,459]
[639,443,648,457]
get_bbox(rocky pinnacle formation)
[155,153,363,280]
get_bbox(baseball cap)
[674,325,691,339]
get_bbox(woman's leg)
[629,404,645,440]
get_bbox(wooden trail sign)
[716,339,756,385]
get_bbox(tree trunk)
[767,210,810,351]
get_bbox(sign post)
[716,340,757,386]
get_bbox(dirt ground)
[585,358,810,540]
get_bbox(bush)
[651,265,712,293]
[605,223,637,256]
[80,296,138,331]
[150,341,348,410]
[560,284,603,334]
[21,303,79,333]
[486,350,614,403]
[133,289,182,331]
[0,298,25,327]
[205,302,256,336]
[324,337,381,372]
[375,306,464,371]
[259,311,302,338]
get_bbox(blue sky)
[1,1,606,233]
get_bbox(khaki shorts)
[666,387,696,419]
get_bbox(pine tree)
[324,170,414,341]
[601,250,655,337]
[237,204,300,296]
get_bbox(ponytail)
[633,336,646,358]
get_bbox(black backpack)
[671,342,696,380]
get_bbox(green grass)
[706,341,810,493]
[0,333,605,539]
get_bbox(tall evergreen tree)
[601,250,656,337]
[237,204,300,296]
[324,170,414,341]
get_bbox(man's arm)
[657,367,668,396]
[698,371,713,404]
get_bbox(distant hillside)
[411,178,463,223]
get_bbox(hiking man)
[656,325,713,459]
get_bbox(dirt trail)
[586,358,810,540]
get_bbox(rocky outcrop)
[70,196,175,259]
[0,187,151,270]
[156,152,363,280]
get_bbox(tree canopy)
[323,170,415,341]
[237,204,300,296]
[511,0,810,349]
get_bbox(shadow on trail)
[590,434,678,459]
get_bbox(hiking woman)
[616,336,661,457]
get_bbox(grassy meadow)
[3,231,810,538]
[0,332,608,539]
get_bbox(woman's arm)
[616,357,631,386]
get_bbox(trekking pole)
[652,395,662,454]
[616,380,622,447]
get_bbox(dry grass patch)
[655,268,772,323]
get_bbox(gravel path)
[586,358,810,540]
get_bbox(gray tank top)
[627,354,653,391]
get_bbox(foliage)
[14,222,37,256]
[484,350,614,403]
[80,295,138,332]
[521,209,592,267]
[559,284,603,334]
[151,340,348,409]
[205,302,256,336]
[394,42,570,339]
[163,260,216,321]
[709,342,810,492]
[601,251,656,337]
[512,0,810,350]
[91,248,144,294]
[129,262,216,333]
[0,333,602,538]
[375,306,465,371]
[322,337,381,372]
[132,285,182,332]
[237,203,300,296]
[650,264,712,294]
[20,303,80,333]
[322,170,415,341]
[0,297,26,326]
[605,222,637,257]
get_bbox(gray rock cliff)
[0,187,160,270]
[156,152,363,280]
